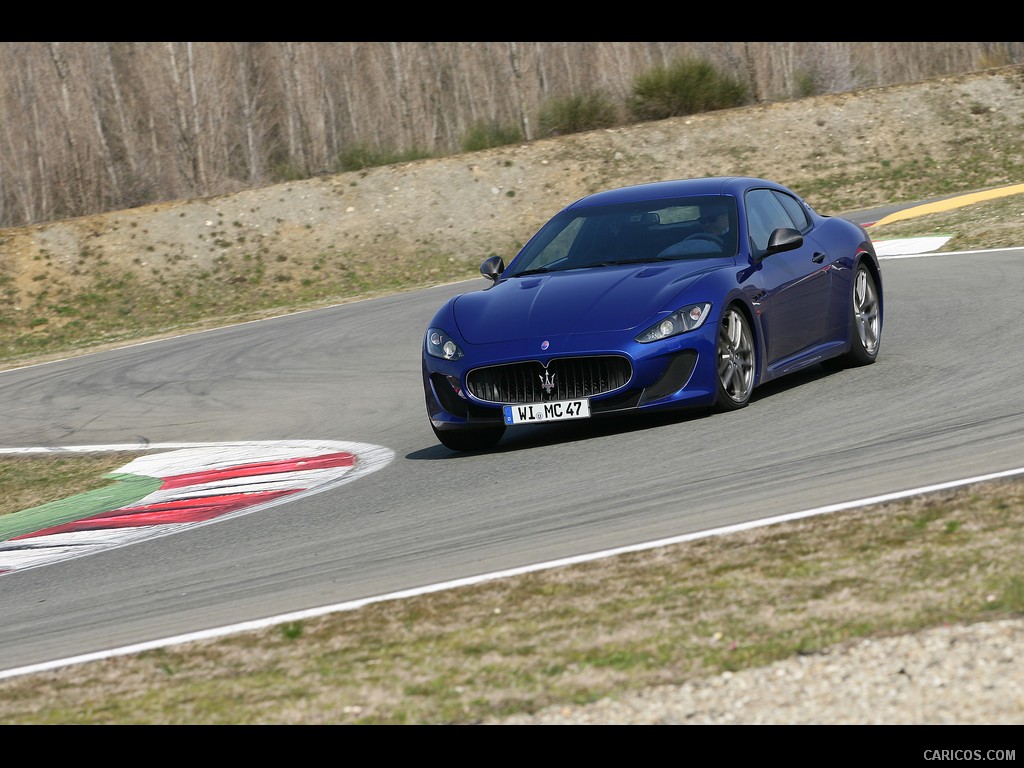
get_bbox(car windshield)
[504,195,738,277]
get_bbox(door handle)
[812,251,825,263]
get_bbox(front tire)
[849,263,881,364]
[714,306,755,411]
[431,423,505,452]
[825,262,881,369]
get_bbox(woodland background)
[2,41,1023,230]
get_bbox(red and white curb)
[0,440,393,575]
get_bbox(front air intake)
[467,356,632,404]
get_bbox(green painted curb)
[0,473,163,543]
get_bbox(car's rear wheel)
[714,306,755,411]
[431,423,506,452]
[824,262,881,369]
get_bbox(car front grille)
[467,356,632,405]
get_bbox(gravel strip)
[485,618,1024,724]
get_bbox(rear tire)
[431,423,505,452]
[714,306,755,411]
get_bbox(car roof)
[564,176,789,210]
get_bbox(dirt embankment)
[3,65,1023,352]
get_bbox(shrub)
[537,91,621,137]
[794,69,819,98]
[334,144,436,172]
[460,121,523,152]
[627,58,748,122]
[269,162,308,182]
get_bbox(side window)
[745,189,793,252]
[773,190,811,232]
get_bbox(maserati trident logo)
[539,368,557,396]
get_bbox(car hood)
[453,261,724,344]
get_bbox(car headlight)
[426,327,464,360]
[635,302,712,343]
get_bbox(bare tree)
[78,43,123,205]
[233,43,265,184]
[0,44,46,222]
[1,41,1022,228]
[46,42,91,214]
[507,42,532,141]
[162,42,203,195]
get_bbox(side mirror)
[480,255,505,283]
[753,227,803,263]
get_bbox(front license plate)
[503,399,591,425]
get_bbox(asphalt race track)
[1,214,1023,674]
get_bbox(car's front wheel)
[714,306,755,411]
[431,423,506,452]
[824,262,881,369]
[848,263,881,364]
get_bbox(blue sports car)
[422,176,883,451]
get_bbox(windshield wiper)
[510,267,551,277]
